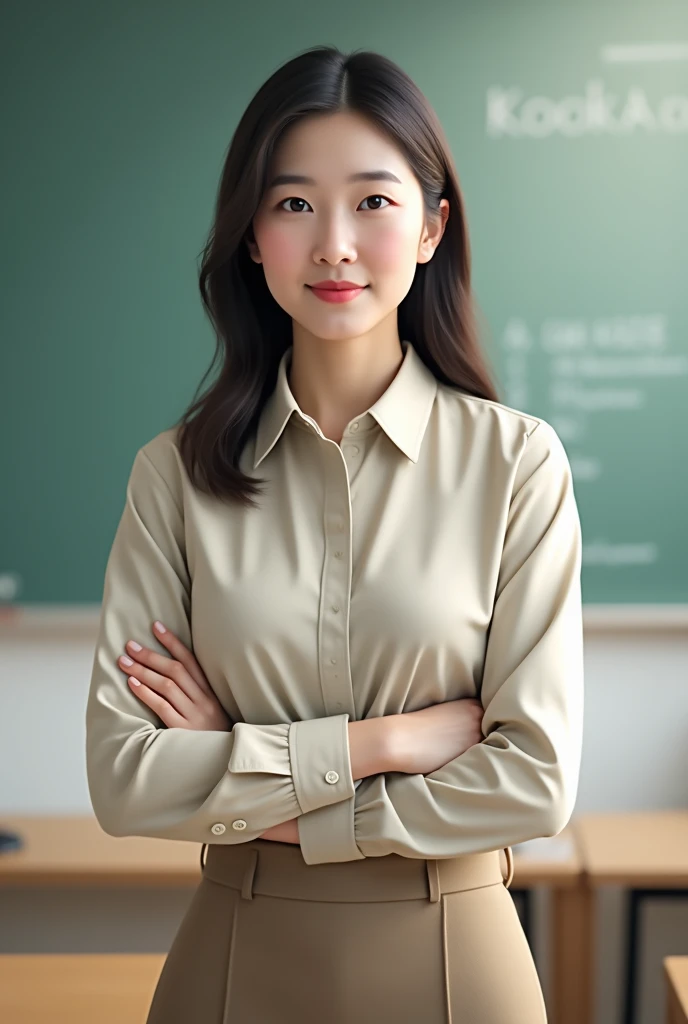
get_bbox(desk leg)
[622,889,642,1024]
[550,880,594,1024]
[511,889,532,947]
[622,889,688,1024]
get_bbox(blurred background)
[1,2,686,1023]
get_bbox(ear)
[418,199,449,265]
[245,231,262,264]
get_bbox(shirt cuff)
[227,721,293,775]
[288,713,356,814]
[297,797,365,864]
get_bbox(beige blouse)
[86,339,584,865]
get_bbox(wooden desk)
[575,811,688,1024]
[0,816,201,887]
[511,832,591,1024]
[0,953,165,1024]
[0,815,586,1024]
[665,957,688,1024]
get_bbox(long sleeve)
[298,420,584,863]
[85,446,356,845]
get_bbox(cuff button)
[210,823,226,835]
[232,819,248,831]
[325,770,340,784]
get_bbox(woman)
[86,45,584,1023]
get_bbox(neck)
[288,329,405,443]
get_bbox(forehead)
[268,111,408,182]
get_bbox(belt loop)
[241,847,259,900]
[503,846,514,889]
[426,858,441,903]
[199,843,207,873]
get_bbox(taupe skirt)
[145,838,547,1023]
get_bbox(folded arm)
[297,421,585,864]
[86,447,358,850]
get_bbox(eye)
[359,194,391,211]
[276,194,392,213]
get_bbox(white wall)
[1,611,687,1024]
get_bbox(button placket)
[317,441,355,721]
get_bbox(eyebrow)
[266,170,403,190]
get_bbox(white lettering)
[559,355,688,377]
[583,541,659,566]
[591,315,667,351]
[486,80,688,137]
[585,79,619,132]
[501,318,534,352]
[541,319,588,353]
[486,87,522,138]
[658,94,688,132]
[618,87,658,132]
[550,416,588,441]
[550,384,645,410]
[570,457,603,482]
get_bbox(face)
[246,110,448,347]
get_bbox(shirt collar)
[253,340,438,469]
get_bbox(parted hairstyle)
[173,45,500,507]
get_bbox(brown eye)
[278,197,311,213]
[276,194,392,213]
[359,195,391,211]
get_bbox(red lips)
[309,280,366,290]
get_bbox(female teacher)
[86,44,584,1023]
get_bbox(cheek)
[255,223,302,276]
[367,222,417,272]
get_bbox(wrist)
[261,818,300,843]
[348,716,400,779]
[377,715,402,773]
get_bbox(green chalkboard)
[2,1,687,606]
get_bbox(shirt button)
[330,657,337,665]
[210,823,226,835]
[346,445,360,456]
[350,422,359,432]
[334,551,343,559]
[331,605,340,613]
[325,771,340,784]
[232,819,248,831]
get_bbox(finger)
[122,659,197,720]
[121,643,207,704]
[150,623,214,695]
[128,677,187,729]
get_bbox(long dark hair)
[174,45,500,507]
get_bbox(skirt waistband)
[200,839,514,904]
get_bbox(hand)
[117,620,231,731]
[387,698,484,776]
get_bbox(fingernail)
[127,641,142,651]
[154,621,166,633]
[120,655,134,666]
[128,676,140,687]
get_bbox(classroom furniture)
[0,815,200,887]
[509,832,591,1024]
[0,814,587,1024]
[0,950,164,1024]
[574,810,688,1024]
[0,953,165,1024]
[664,956,688,1024]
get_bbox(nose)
[311,211,357,265]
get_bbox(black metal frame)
[622,887,688,1024]
[511,887,532,946]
